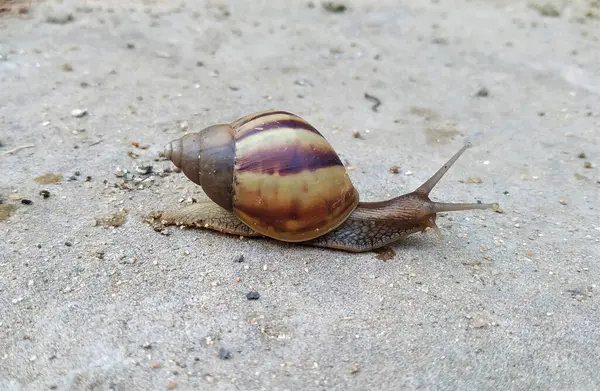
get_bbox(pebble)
[71,108,88,118]
[135,165,153,175]
[21,199,33,205]
[476,87,490,97]
[218,348,232,360]
[46,11,74,25]
[246,291,260,300]
[233,254,244,262]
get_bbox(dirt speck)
[34,173,63,184]
[424,126,462,145]
[529,3,561,17]
[374,247,396,261]
[410,107,440,121]
[95,210,127,227]
[0,204,17,221]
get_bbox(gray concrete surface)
[1,0,599,390]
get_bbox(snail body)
[157,110,499,252]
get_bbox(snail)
[151,110,499,253]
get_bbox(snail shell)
[164,110,360,242]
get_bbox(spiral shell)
[165,110,360,242]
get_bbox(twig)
[3,144,35,155]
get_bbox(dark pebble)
[322,2,346,12]
[503,191,509,195]
[246,291,260,300]
[85,176,92,182]
[218,348,232,360]
[476,87,489,97]
[65,242,72,247]
[39,190,50,198]
[74,171,81,176]
[21,199,33,205]
[233,254,244,263]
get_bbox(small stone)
[218,348,232,360]
[135,165,153,175]
[233,254,244,263]
[578,152,586,159]
[115,168,127,178]
[559,199,568,205]
[64,242,72,247]
[46,11,74,25]
[473,318,489,328]
[246,291,260,300]
[71,108,88,118]
[389,165,400,174]
[584,161,592,169]
[21,199,33,205]
[62,63,73,72]
[166,381,177,389]
[322,2,347,12]
[475,87,489,97]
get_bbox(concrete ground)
[1,0,599,390]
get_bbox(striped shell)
[165,110,359,242]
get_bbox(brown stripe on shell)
[231,110,298,128]
[233,110,325,141]
[236,141,343,176]
[235,118,323,142]
[232,166,359,242]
